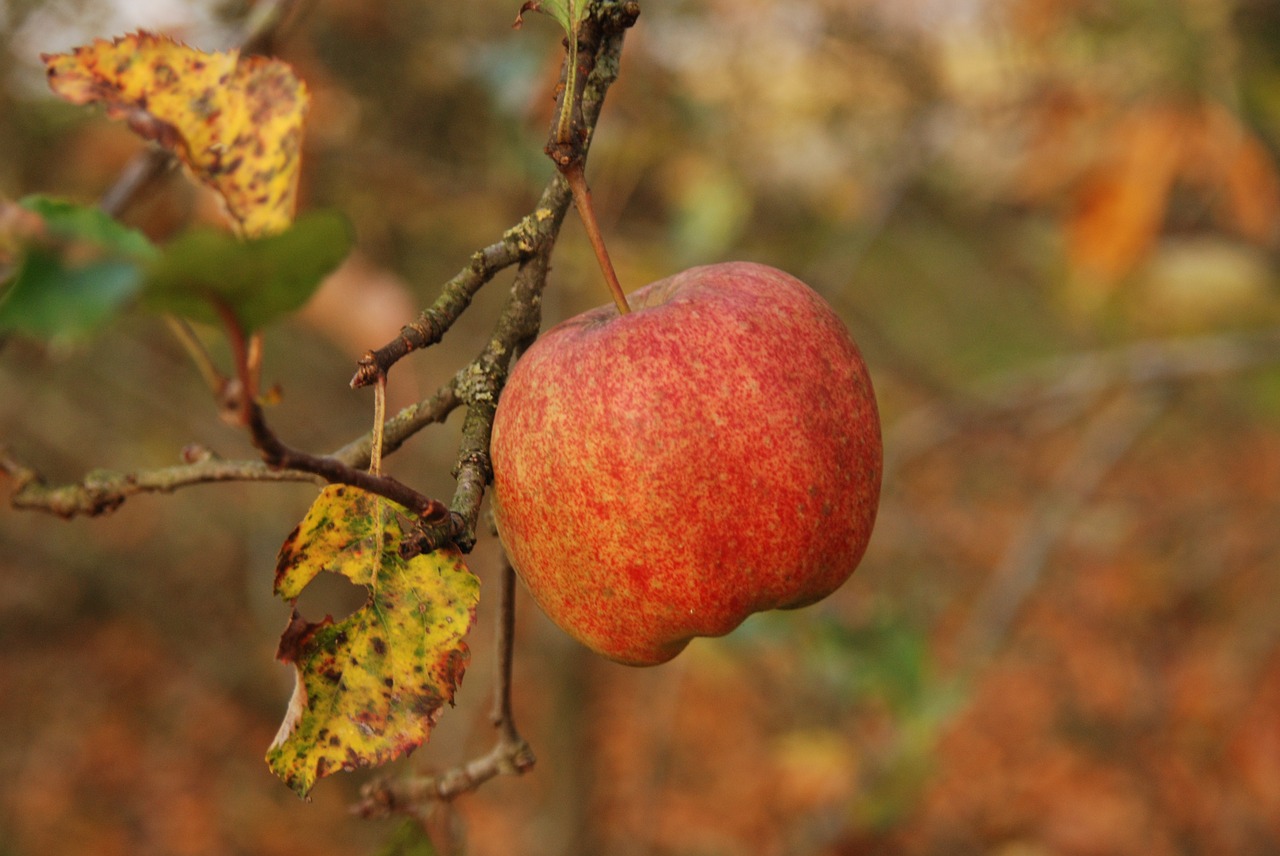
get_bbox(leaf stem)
[371,374,389,579]
[555,1,579,146]
[245,331,264,403]
[2,382,466,519]
[212,299,255,424]
[163,314,227,397]
[370,374,387,476]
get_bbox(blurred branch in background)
[888,326,1280,472]
[951,388,1169,672]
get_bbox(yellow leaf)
[268,485,479,796]
[42,32,309,237]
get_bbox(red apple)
[489,261,882,666]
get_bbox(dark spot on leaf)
[371,637,387,656]
[277,524,302,552]
[275,609,314,661]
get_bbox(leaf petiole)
[163,314,227,397]
[371,373,388,588]
[555,0,581,146]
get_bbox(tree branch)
[0,448,318,518]
[349,228,540,389]
[246,400,452,522]
[350,0,639,388]
[5,1,640,543]
[350,4,641,819]
[1,382,460,519]
[403,236,555,557]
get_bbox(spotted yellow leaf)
[42,31,309,237]
[268,485,479,797]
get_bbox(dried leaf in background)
[43,31,309,237]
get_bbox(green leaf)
[20,195,158,258]
[142,209,352,331]
[0,248,145,337]
[0,252,144,338]
[267,485,480,797]
[0,196,158,340]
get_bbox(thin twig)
[349,234,538,389]
[6,1,639,547]
[491,556,522,740]
[351,0,640,388]
[2,382,461,518]
[0,448,319,517]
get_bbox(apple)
[489,261,882,666]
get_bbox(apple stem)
[564,162,630,315]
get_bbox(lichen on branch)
[4,2,640,553]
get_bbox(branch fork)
[3,0,641,824]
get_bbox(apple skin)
[489,261,882,666]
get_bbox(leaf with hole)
[267,485,479,797]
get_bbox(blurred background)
[3,0,1280,853]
